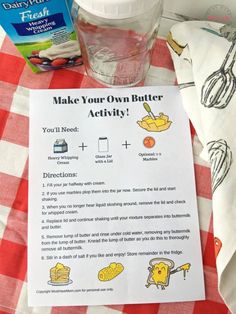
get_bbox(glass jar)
[75,0,163,87]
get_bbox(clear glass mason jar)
[75,0,163,87]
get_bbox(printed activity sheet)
[28,86,205,306]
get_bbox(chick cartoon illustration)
[98,262,124,281]
[146,258,191,290]
[137,103,172,132]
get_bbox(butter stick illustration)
[98,262,124,281]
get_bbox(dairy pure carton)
[0,0,82,73]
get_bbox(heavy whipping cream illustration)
[0,0,82,72]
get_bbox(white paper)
[28,86,205,306]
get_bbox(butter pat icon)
[137,113,172,132]
[98,262,124,281]
[0,0,82,73]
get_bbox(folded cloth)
[167,21,236,314]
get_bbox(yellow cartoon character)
[48,262,72,286]
[146,258,190,290]
[98,262,124,281]
[137,103,172,132]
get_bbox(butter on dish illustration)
[137,103,172,132]
[48,262,72,286]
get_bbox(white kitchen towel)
[167,21,236,314]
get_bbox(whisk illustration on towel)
[207,139,233,193]
[201,41,236,109]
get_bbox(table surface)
[0,18,231,314]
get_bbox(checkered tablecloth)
[0,25,231,314]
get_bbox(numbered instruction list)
[28,86,205,306]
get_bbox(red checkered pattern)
[0,31,231,314]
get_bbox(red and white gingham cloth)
[0,25,231,314]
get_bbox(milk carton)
[0,0,82,73]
